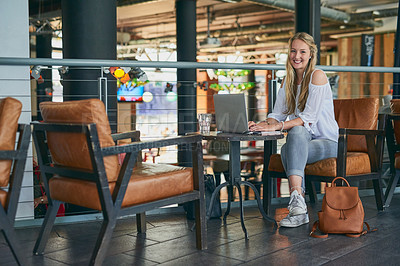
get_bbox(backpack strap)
[310,221,377,238]
[345,222,377,238]
[309,221,328,238]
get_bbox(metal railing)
[1,56,399,223]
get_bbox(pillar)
[36,30,53,120]
[295,0,321,64]
[61,0,117,131]
[176,0,197,167]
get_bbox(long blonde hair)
[284,32,317,115]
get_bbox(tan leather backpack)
[310,177,375,238]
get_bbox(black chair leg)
[136,212,146,233]
[33,200,61,255]
[264,173,273,215]
[195,198,207,250]
[0,207,27,266]
[307,181,318,203]
[384,170,400,208]
[90,216,118,265]
[372,178,384,211]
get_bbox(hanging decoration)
[209,69,255,94]
[109,67,149,89]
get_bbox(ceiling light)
[200,6,221,48]
[200,37,221,48]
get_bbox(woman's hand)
[248,121,258,128]
[249,122,280,132]
[249,119,280,132]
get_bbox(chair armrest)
[102,135,203,156]
[111,130,140,142]
[0,150,19,160]
[339,128,385,136]
[337,127,385,176]
[387,113,400,121]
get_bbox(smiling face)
[289,39,312,73]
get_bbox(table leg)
[235,182,248,239]
[240,180,277,226]
[223,184,233,223]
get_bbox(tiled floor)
[2,193,400,265]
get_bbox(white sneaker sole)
[279,215,309,228]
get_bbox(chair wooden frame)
[383,113,400,207]
[0,124,31,265]
[306,113,387,211]
[31,122,206,265]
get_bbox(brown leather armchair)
[384,99,400,207]
[0,97,30,265]
[32,99,206,265]
[265,98,386,214]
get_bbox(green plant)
[209,69,255,93]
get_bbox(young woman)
[249,32,338,227]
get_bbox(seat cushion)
[305,152,371,177]
[0,189,6,208]
[0,97,22,187]
[395,153,400,170]
[268,152,371,178]
[48,163,194,210]
[40,99,120,182]
[268,153,285,173]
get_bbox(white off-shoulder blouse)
[268,70,339,142]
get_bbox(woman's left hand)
[249,122,279,132]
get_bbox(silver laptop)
[213,93,250,134]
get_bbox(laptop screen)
[213,93,249,133]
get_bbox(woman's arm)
[311,69,328,85]
[249,79,288,130]
[249,117,304,132]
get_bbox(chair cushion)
[40,99,120,182]
[48,163,194,210]
[268,154,285,173]
[0,97,22,187]
[0,189,6,208]
[268,152,371,177]
[395,153,400,170]
[305,152,371,177]
[333,98,379,153]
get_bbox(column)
[36,30,53,120]
[176,0,197,167]
[295,0,321,64]
[61,0,117,131]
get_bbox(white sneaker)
[279,213,309,228]
[288,190,307,216]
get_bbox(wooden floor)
[1,191,400,265]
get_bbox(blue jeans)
[280,126,338,192]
